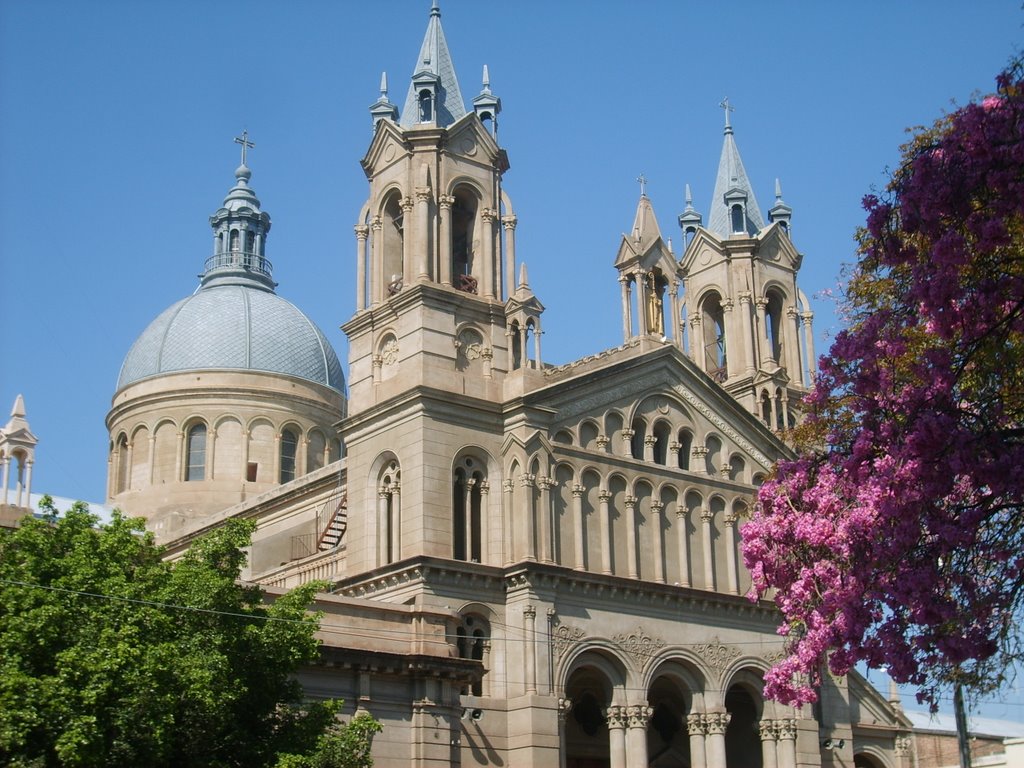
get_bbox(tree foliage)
[742,59,1024,708]
[0,499,378,768]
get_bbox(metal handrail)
[203,251,274,278]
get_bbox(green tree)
[0,499,379,768]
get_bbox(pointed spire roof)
[2,394,38,446]
[708,102,765,237]
[400,2,467,128]
[631,192,664,248]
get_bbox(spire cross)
[234,130,255,165]
[637,173,648,197]
[718,98,734,128]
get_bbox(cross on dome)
[234,130,255,166]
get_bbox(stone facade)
[113,4,915,767]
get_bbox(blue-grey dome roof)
[117,284,344,393]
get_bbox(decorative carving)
[612,626,665,663]
[775,718,797,740]
[703,711,731,734]
[694,637,740,669]
[604,706,628,730]
[557,697,573,724]
[758,719,777,742]
[628,705,653,728]
[895,734,912,756]
[686,712,707,735]
[551,623,585,660]
[380,338,399,366]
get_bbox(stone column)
[478,480,489,564]
[537,476,554,563]
[378,486,390,566]
[675,504,690,587]
[370,216,383,304]
[124,440,135,489]
[692,445,709,475]
[703,712,731,768]
[596,435,610,454]
[557,698,572,768]
[354,224,369,311]
[776,718,797,768]
[571,484,586,569]
[801,311,816,382]
[701,507,716,590]
[626,705,652,766]
[464,478,476,561]
[391,482,402,562]
[623,495,639,578]
[621,429,635,458]
[174,430,184,482]
[599,489,613,575]
[400,196,415,285]
[690,315,704,369]
[502,214,517,300]
[620,276,632,342]
[415,187,431,280]
[605,706,628,768]
[520,473,537,561]
[650,500,665,583]
[481,208,496,298]
[686,713,707,768]
[669,280,681,346]
[635,271,649,335]
[668,440,681,467]
[149,433,157,484]
[438,195,454,286]
[523,605,537,694]
[787,307,804,386]
[739,291,755,374]
[643,434,656,462]
[724,510,739,595]
[722,298,737,378]
[502,479,515,564]
[755,297,770,367]
[1,456,9,504]
[759,720,779,768]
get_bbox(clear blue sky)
[1,0,1021,724]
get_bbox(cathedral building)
[102,4,910,766]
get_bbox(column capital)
[775,718,797,740]
[800,310,815,324]
[370,215,383,231]
[724,510,738,526]
[501,214,518,230]
[536,476,555,491]
[650,500,665,514]
[644,434,657,446]
[755,296,770,310]
[414,187,432,203]
[758,719,778,742]
[481,207,496,224]
[400,195,415,213]
[438,194,455,209]
[700,507,714,523]
[557,697,573,724]
[627,705,653,729]
[596,435,610,450]
[523,604,537,620]
[686,712,707,735]
[598,490,613,503]
[738,290,753,304]
[571,483,585,498]
[502,479,515,493]
[519,473,536,488]
[605,705,628,730]
[623,494,638,509]
[354,224,369,239]
[704,711,731,735]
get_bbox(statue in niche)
[646,272,665,335]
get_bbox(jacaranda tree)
[742,58,1024,708]
[0,500,379,768]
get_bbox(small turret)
[472,65,501,136]
[768,178,793,234]
[0,394,38,512]
[678,183,703,244]
[369,72,400,129]
[401,1,467,128]
[708,99,764,238]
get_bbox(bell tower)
[678,103,815,430]
[341,2,530,574]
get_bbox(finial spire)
[685,183,694,209]
[637,173,648,198]
[719,97,734,134]
[482,64,491,93]
[234,130,255,166]
[430,0,440,16]
[380,71,389,99]
[775,178,783,200]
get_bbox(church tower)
[0,395,38,525]
[678,104,815,429]
[342,3,531,573]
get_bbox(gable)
[360,120,411,177]
[445,113,502,167]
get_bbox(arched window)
[731,204,745,234]
[115,434,129,494]
[418,89,433,122]
[382,192,405,297]
[630,418,646,460]
[379,459,401,564]
[760,390,772,426]
[700,292,727,379]
[510,320,522,370]
[453,457,486,562]
[185,423,207,482]
[455,614,489,696]
[280,428,298,483]
[652,421,671,465]
[451,188,479,293]
[677,428,694,471]
[229,230,240,252]
[766,290,785,365]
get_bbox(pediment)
[534,348,782,472]
[615,236,677,277]
[755,223,803,270]
[679,228,727,275]
[360,120,410,177]
[445,114,502,166]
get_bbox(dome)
[117,283,344,393]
